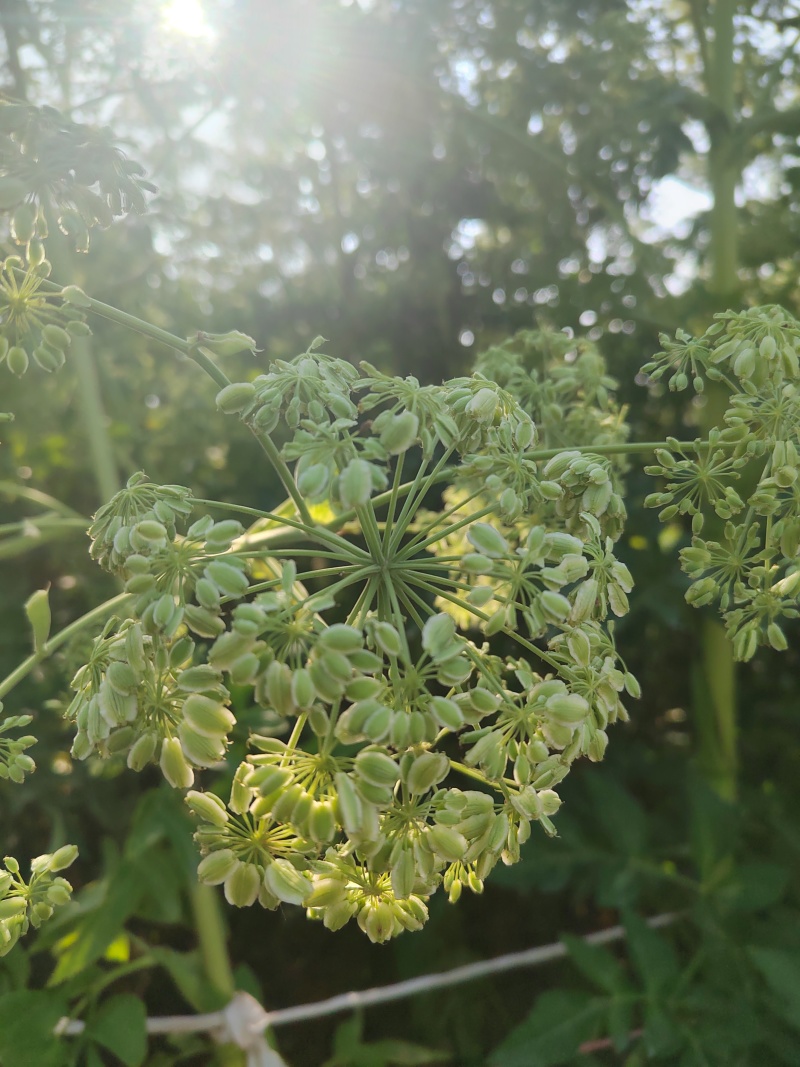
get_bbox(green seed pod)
[371,621,402,657]
[206,519,244,546]
[269,783,304,822]
[206,560,249,598]
[197,849,238,885]
[106,660,138,696]
[515,418,536,450]
[339,458,373,508]
[426,824,468,863]
[127,730,158,772]
[32,344,64,372]
[465,387,498,422]
[194,577,221,610]
[183,694,235,738]
[539,590,571,623]
[545,693,590,725]
[405,751,449,795]
[179,723,226,766]
[320,624,363,654]
[247,764,292,796]
[66,319,92,337]
[160,736,195,789]
[429,696,464,730]
[229,652,259,686]
[355,749,400,787]
[183,605,225,638]
[186,790,229,827]
[41,324,71,350]
[215,381,256,414]
[467,523,508,558]
[224,861,261,907]
[308,800,337,844]
[264,660,295,715]
[363,703,393,742]
[291,667,316,709]
[265,858,313,905]
[309,657,344,702]
[422,613,456,661]
[333,772,363,835]
[176,665,220,692]
[379,410,420,455]
[152,593,176,631]
[6,346,29,377]
[391,848,416,899]
[462,553,493,575]
[297,463,330,498]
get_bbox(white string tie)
[214,992,286,1067]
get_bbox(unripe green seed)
[339,458,373,508]
[41,324,71,350]
[215,381,256,414]
[224,861,261,907]
[355,749,400,787]
[405,751,449,795]
[160,736,195,789]
[197,849,238,885]
[206,560,249,597]
[179,723,226,767]
[183,694,235,738]
[48,844,78,872]
[186,790,229,826]
[264,858,313,905]
[127,730,158,771]
[371,621,402,657]
[7,346,28,377]
[422,613,456,660]
[379,410,420,455]
[467,522,508,558]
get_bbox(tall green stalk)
[695,0,739,800]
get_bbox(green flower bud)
[48,845,78,872]
[467,523,508,558]
[215,381,256,414]
[224,861,261,907]
[160,736,195,789]
[24,588,51,653]
[197,849,238,885]
[0,898,27,920]
[264,858,313,905]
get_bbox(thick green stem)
[71,336,121,503]
[188,882,236,1002]
[696,0,738,800]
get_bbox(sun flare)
[162,0,212,38]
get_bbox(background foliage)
[2,1,800,1064]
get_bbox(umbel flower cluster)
[642,306,800,660]
[60,344,636,942]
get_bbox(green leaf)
[688,778,737,884]
[365,1039,449,1065]
[48,859,144,984]
[583,774,648,856]
[749,947,800,1030]
[488,990,603,1067]
[0,991,70,1067]
[86,994,147,1066]
[563,934,626,994]
[624,913,679,996]
[718,863,788,913]
[149,946,221,1014]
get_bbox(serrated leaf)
[563,934,626,994]
[0,991,70,1067]
[488,990,603,1067]
[86,994,147,1066]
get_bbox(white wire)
[55,912,675,1039]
